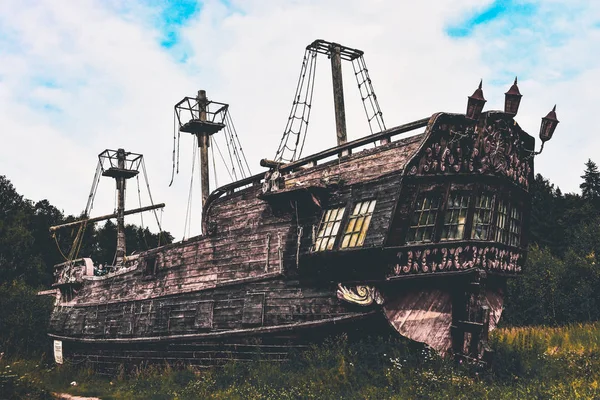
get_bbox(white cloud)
[0,0,597,242]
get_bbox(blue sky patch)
[446,0,537,38]
[154,0,201,48]
[41,103,62,113]
[32,77,61,89]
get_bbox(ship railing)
[275,117,429,173]
[207,117,430,204]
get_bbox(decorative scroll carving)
[408,115,533,190]
[389,245,522,278]
[336,284,384,306]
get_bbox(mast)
[330,44,348,149]
[98,149,143,265]
[49,149,163,266]
[272,40,385,163]
[174,91,229,233]
[115,149,127,265]
[198,90,210,208]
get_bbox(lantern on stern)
[466,80,486,120]
[504,77,522,116]
[539,105,559,143]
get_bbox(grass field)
[3,323,600,399]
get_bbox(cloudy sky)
[0,0,598,240]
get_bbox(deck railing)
[207,116,431,203]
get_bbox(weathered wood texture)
[49,110,535,366]
[383,288,503,354]
[66,132,429,308]
[283,134,423,188]
[50,279,365,339]
[56,312,388,372]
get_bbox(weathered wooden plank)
[242,293,265,327]
[383,288,453,354]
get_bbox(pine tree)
[580,159,600,199]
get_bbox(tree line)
[0,175,173,288]
[0,175,174,356]
[504,159,600,325]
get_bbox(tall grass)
[3,324,600,399]
[495,322,600,356]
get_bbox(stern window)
[508,206,522,247]
[407,194,441,243]
[441,192,470,241]
[341,200,377,248]
[471,194,495,240]
[495,200,509,244]
[313,207,345,251]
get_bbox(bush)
[0,281,54,358]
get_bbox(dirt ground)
[52,394,101,400]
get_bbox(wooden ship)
[43,40,559,370]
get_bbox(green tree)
[530,174,565,254]
[0,174,172,284]
[0,176,44,286]
[91,220,173,265]
[504,245,565,325]
[0,281,53,357]
[580,159,600,200]
[30,200,66,285]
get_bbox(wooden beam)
[260,159,285,169]
[115,148,126,265]
[198,90,210,211]
[49,203,165,232]
[47,312,376,344]
[330,44,348,151]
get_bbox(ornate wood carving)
[336,284,384,306]
[408,113,533,190]
[389,244,523,278]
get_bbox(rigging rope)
[68,220,88,261]
[52,232,70,261]
[85,162,102,216]
[225,112,252,177]
[273,45,386,163]
[136,174,149,249]
[222,125,238,181]
[274,49,318,163]
[141,159,163,235]
[213,139,235,182]
[53,158,103,263]
[169,110,181,187]
[211,137,219,188]
[351,55,386,135]
[136,175,145,229]
[158,208,164,246]
[183,136,198,239]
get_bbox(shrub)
[0,281,54,358]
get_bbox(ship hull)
[49,272,505,370]
[45,111,530,367]
[383,287,503,355]
[50,309,388,372]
